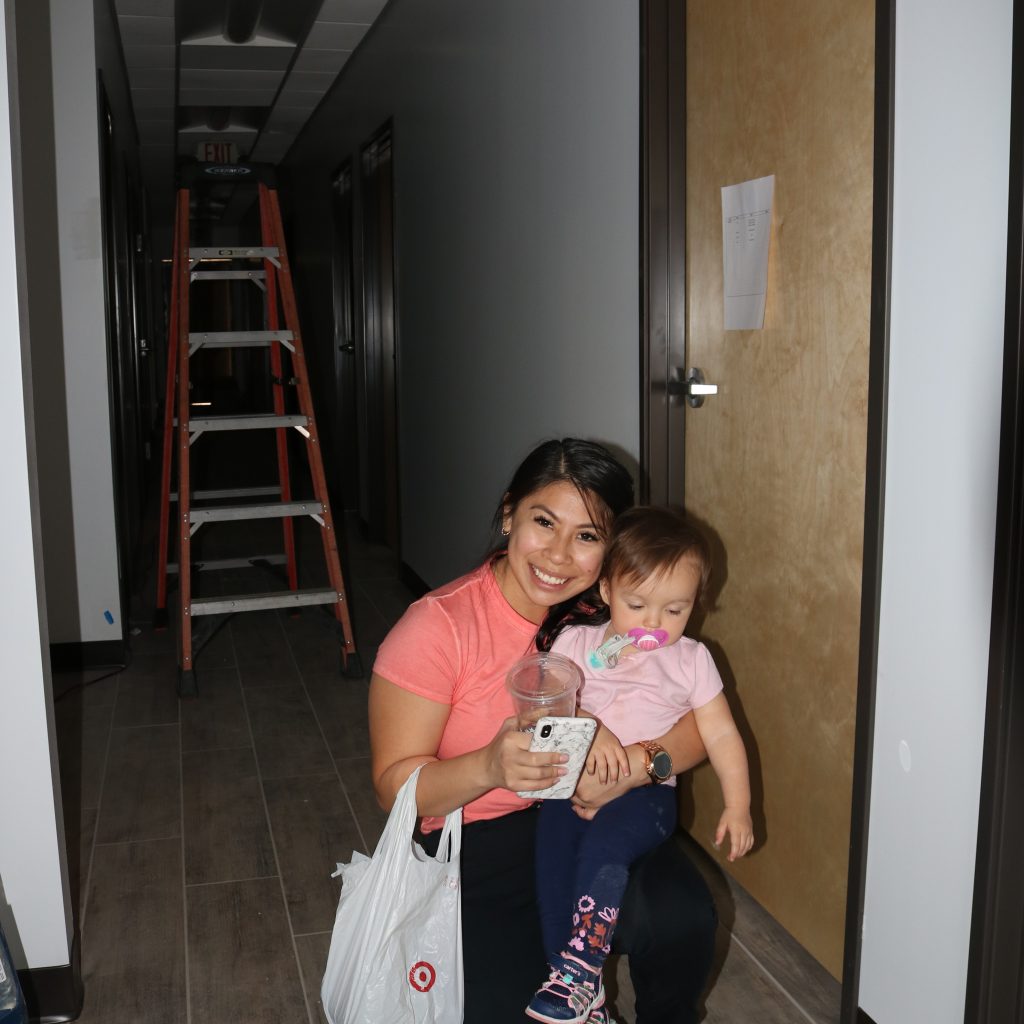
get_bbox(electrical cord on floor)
[52,641,134,702]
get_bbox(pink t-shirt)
[372,561,540,831]
[551,623,724,788]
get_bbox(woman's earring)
[501,527,510,537]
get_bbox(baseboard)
[18,934,83,1024]
[49,639,127,673]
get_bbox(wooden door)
[679,0,875,978]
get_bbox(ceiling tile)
[128,67,174,90]
[114,0,173,15]
[117,14,173,46]
[132,88,174,110]
[291,48,351,74]
[272,95,320,117]
[140,145,175,163]
[123,43,175,69]
[316,0,388,23]
[179,68,287,92]
[262,107,309,131]
[139,129,176,148]
[303,22,368,50]
[179,44,294,72]
[179,87,281,106]
[277,70,335,95]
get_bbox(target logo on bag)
[408,961,437,992]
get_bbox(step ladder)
[155,165,359,696]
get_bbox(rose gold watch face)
[651,750,673,781]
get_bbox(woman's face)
[496,481,608,623]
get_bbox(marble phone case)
[516,716,598,800]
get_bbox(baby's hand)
[713,807,754,862]
[585,721,630,784]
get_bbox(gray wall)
[859,0,1011,1018]
[46,0,122,644]
[284,0,641,586]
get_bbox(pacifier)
[627,627,669,651]
[589,628,671,669]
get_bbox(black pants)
[421,804,717,1024]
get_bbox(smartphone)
[516,716,598,800]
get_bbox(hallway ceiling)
[113,0,387,220]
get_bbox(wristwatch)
[638,740,673,784]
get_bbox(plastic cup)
[505,651,582,732]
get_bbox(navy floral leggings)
[534,785,678,966]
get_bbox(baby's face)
[599,556,702,652]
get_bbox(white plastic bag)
[321,764,463,1024]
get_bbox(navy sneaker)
[525,961,605,1024]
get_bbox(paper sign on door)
[721,175,774,330]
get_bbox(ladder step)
[190,588,340,617]
[189,246,279,260]
[190,330,293,349]
[191,270,267,282]
[171,485,280,503]
[167,553,288,574]
[189,500,324,525]
[189,413,309,433]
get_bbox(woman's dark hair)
[486,438,634,649]
[603,505,712,605]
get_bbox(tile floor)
[53,515,840,1023]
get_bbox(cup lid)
[505,650,583,698]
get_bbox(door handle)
[338,342,355,353]
[667,367,719,408]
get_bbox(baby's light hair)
[603,506,711,606]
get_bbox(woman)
[369,438,716,1024]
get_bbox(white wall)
[859,0,1012,1018]
[0,0,73,970]
[285,0,640,586]
[47,0,121,643]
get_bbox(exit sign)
[196,141,238,164]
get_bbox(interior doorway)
[640,0,877,992]
[358,123,400,553]
[330,161,359,511]
[98,80,146,621]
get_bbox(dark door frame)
[330,160,359,511]
[840,0,894,1018]
[358,122,400,553]
[639,0,687,506]
[963,0,1024,1016]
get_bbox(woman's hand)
[482,717,569,794]
[585,720,631,784]
[370,677,568,817]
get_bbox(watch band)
[638,740,672,783]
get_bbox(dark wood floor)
[53,515,839,1023]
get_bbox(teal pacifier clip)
[588,633,634,669]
